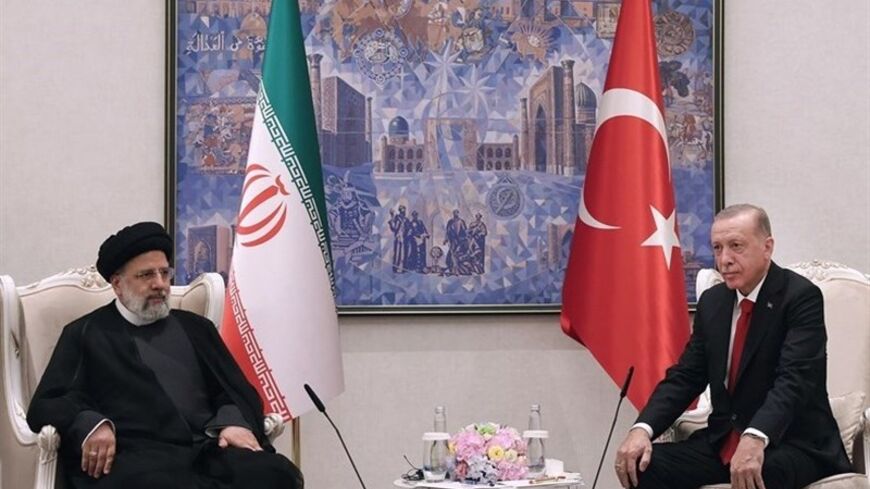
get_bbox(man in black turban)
[27,222,303,489]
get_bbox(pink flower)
[451,429,486,462]
[487,432,514,451]
[450,423,529,482]
[497,459,528,481]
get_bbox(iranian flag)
[221,0,344,420]
[560,0,690,410]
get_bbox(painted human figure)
[388,205,409,273]
[443,209,468,275]
[192,241,213,276]
[404,211,429,273]
[467,213,487,274]
[336,186,365,240]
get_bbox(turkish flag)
[560,0,690,410]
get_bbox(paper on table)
[415,483,518,489]
[414,474,583,489]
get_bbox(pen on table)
[529,475,566,485]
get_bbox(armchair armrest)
[35,425,59,489]
[670,386,713,442]
[654,404,712,443]
[671,406,710,442]
[264,412,285,441]
[33,414,286,489]
[861,407,869,482]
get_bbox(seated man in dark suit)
[614,204,850,489]
[27,222,303,489]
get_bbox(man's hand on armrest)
[81,422,116,479]
[218,425,262,451]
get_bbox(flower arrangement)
[449,422,528,484]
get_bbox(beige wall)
[723,2,870,270]
[1,1,868,488]
[0,0,165,280]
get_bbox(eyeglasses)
[401,468,424,482]
[400,454,423,482]
[131,267,175,282]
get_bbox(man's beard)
[119,282,170,323]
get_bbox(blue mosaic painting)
[171,0,719,309]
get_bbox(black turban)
[96,222,173,281]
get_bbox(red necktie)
[719,298,754,464]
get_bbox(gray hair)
[714,204,772,237]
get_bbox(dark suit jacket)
[636,262,850,473]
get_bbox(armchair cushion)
[701,473,870,489]
[829,391,866,464]
[804,473,870,489]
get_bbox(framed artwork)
[166,0,723,313]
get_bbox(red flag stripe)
[223,271,293,420]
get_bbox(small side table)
[393,474,585,488]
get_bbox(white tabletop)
[394,473,584,488]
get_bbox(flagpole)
[292,417,301,467]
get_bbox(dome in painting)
[575,82,597,109]
[240,12,267,38]
[388,116,410,137]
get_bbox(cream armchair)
[671,260,870,489]
[0,267,285,489]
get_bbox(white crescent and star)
[577,87,681,268]
[593,88,670,169]
[640,205,681,270]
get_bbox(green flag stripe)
[258,0,334,288]
[257,87,335,291]
[260,0,325,217]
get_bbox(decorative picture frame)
[166,0,723,313]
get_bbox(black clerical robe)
[26,302,300,489]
